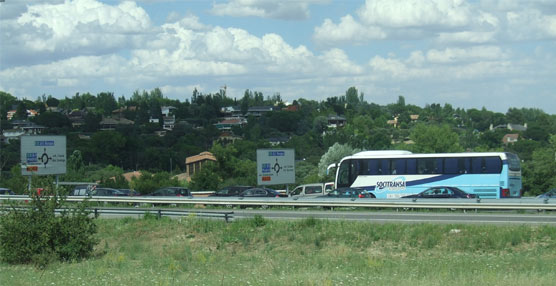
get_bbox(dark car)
[325,187,372,198]
[402,186,476,199]
[71,184,97,196]
[119,189,140,196]
[89,187,127,196]
[0,188,15,195]
[211,186,253,197]
[239,187,284,198]
[537,189,556,199]
[146,187,192,197]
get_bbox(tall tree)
[318,143,360,177]
[410,124,463,153]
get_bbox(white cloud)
[313,0,498,45]
[313,15,386,45]
[437,31,496,44]
[211,0,329,20]
[0,0,152,68]
[18,0,151,41]
[506,9,556,40]
[319,48,364,75]
[369,56,431,80]
[426,46,508,64]
[2,0,556,114]
[357,0,471,28]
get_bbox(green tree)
[522,136,556,195]
[89,131,127,165]
[66,150,85,180]
[0,91,17,121]
[318,143,360,177]
[14,102,27,120]
[189,162,221,191]
[130,171,181,195]
[95,92,118,116]
[32,111,71,129]
[345,86,360,107]
[410,124,463,153]
[45,96,59,107]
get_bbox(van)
[288,183,334,198]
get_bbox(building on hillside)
[327,115,346,128]
[387,116,399,128]
[163,115,176,131]
[282,105,299,112]
[221,106,243,117]
[502,134,519,145]
[185,152,217,179]
[410,114,420,122]
[246,106,274,117]
[68,109,88,128]
[99,117,134,130]
[6,109,38,120]
[490,123,528,132]
[217,131,242,143]
[214,117,247,131]
[268,137,289,146]
[111,106,137,119]
[2,120,46,142]
[161,106,177,117]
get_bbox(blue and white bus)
[330,150,522,199]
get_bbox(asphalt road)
[232,209,556,225]
[91,208,556,225]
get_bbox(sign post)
[20,135,67,190]
[256,149,295,186]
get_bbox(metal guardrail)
[1,195,556,211]
[0,204,234,222]
[90,208,234,222]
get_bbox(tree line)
[1,87,555,195]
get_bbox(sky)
[1,0,556,114]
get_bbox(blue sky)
[1,0,555,114]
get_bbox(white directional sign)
[20,135,67,175]
[257,149,295,185]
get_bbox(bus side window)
[369,160,379,175]
[394,159,406,175]
[471,157,485,174]
[380,160,390,175]
[436,158,443,174]
[418,158,436,174]
[458,158,469,174]
[484,157,502,173]
[360,160,370,175]
[445,158,458,174]
[407,159,417,174]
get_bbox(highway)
[90,207,556,225]
[234,209,556,225]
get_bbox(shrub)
[251,215,267,227]
[0,184,98,267]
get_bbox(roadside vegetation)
[0,183,98,269]
[1,216,556,285]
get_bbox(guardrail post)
[157,209,162,219]
[225,212,231,223]
[94,208,98,218]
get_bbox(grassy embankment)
[1,216,556,286]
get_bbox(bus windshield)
[337,160,351,188]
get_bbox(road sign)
[257,149,295,185]
[20,135,67,175]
